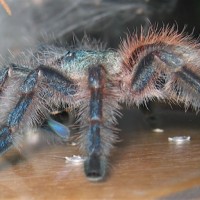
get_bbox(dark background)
[0,0,200,127]
[1,0,200,57]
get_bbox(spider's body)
[0,27,200,181]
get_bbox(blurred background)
[0,0,200,58]
[0,0,200,130]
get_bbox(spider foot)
[84,153,107,181]
[47,117,70,140]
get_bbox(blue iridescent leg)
[0,127,12,155]
[0,64,32,153]
[0,65,76,154]
[47,117,70,139]
[83,64,116,181]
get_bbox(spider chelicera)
[0,26,199,181]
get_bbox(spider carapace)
[0,26,199,181]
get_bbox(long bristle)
[119,25,199,71]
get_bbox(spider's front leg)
[0,65,77,154]
[79,64,118,181]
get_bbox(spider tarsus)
[47,117,70,139]
[84,153,107,181]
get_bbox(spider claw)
[47,117,70,139]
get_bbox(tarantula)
[0,26,200,181]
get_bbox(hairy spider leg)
[131,53,157,94]
[84,64,105,180]
[122,36,200,111]
[0,65,77,154]
[156,50,200,110]
[0,64,31,153]
[81,64,118,181]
